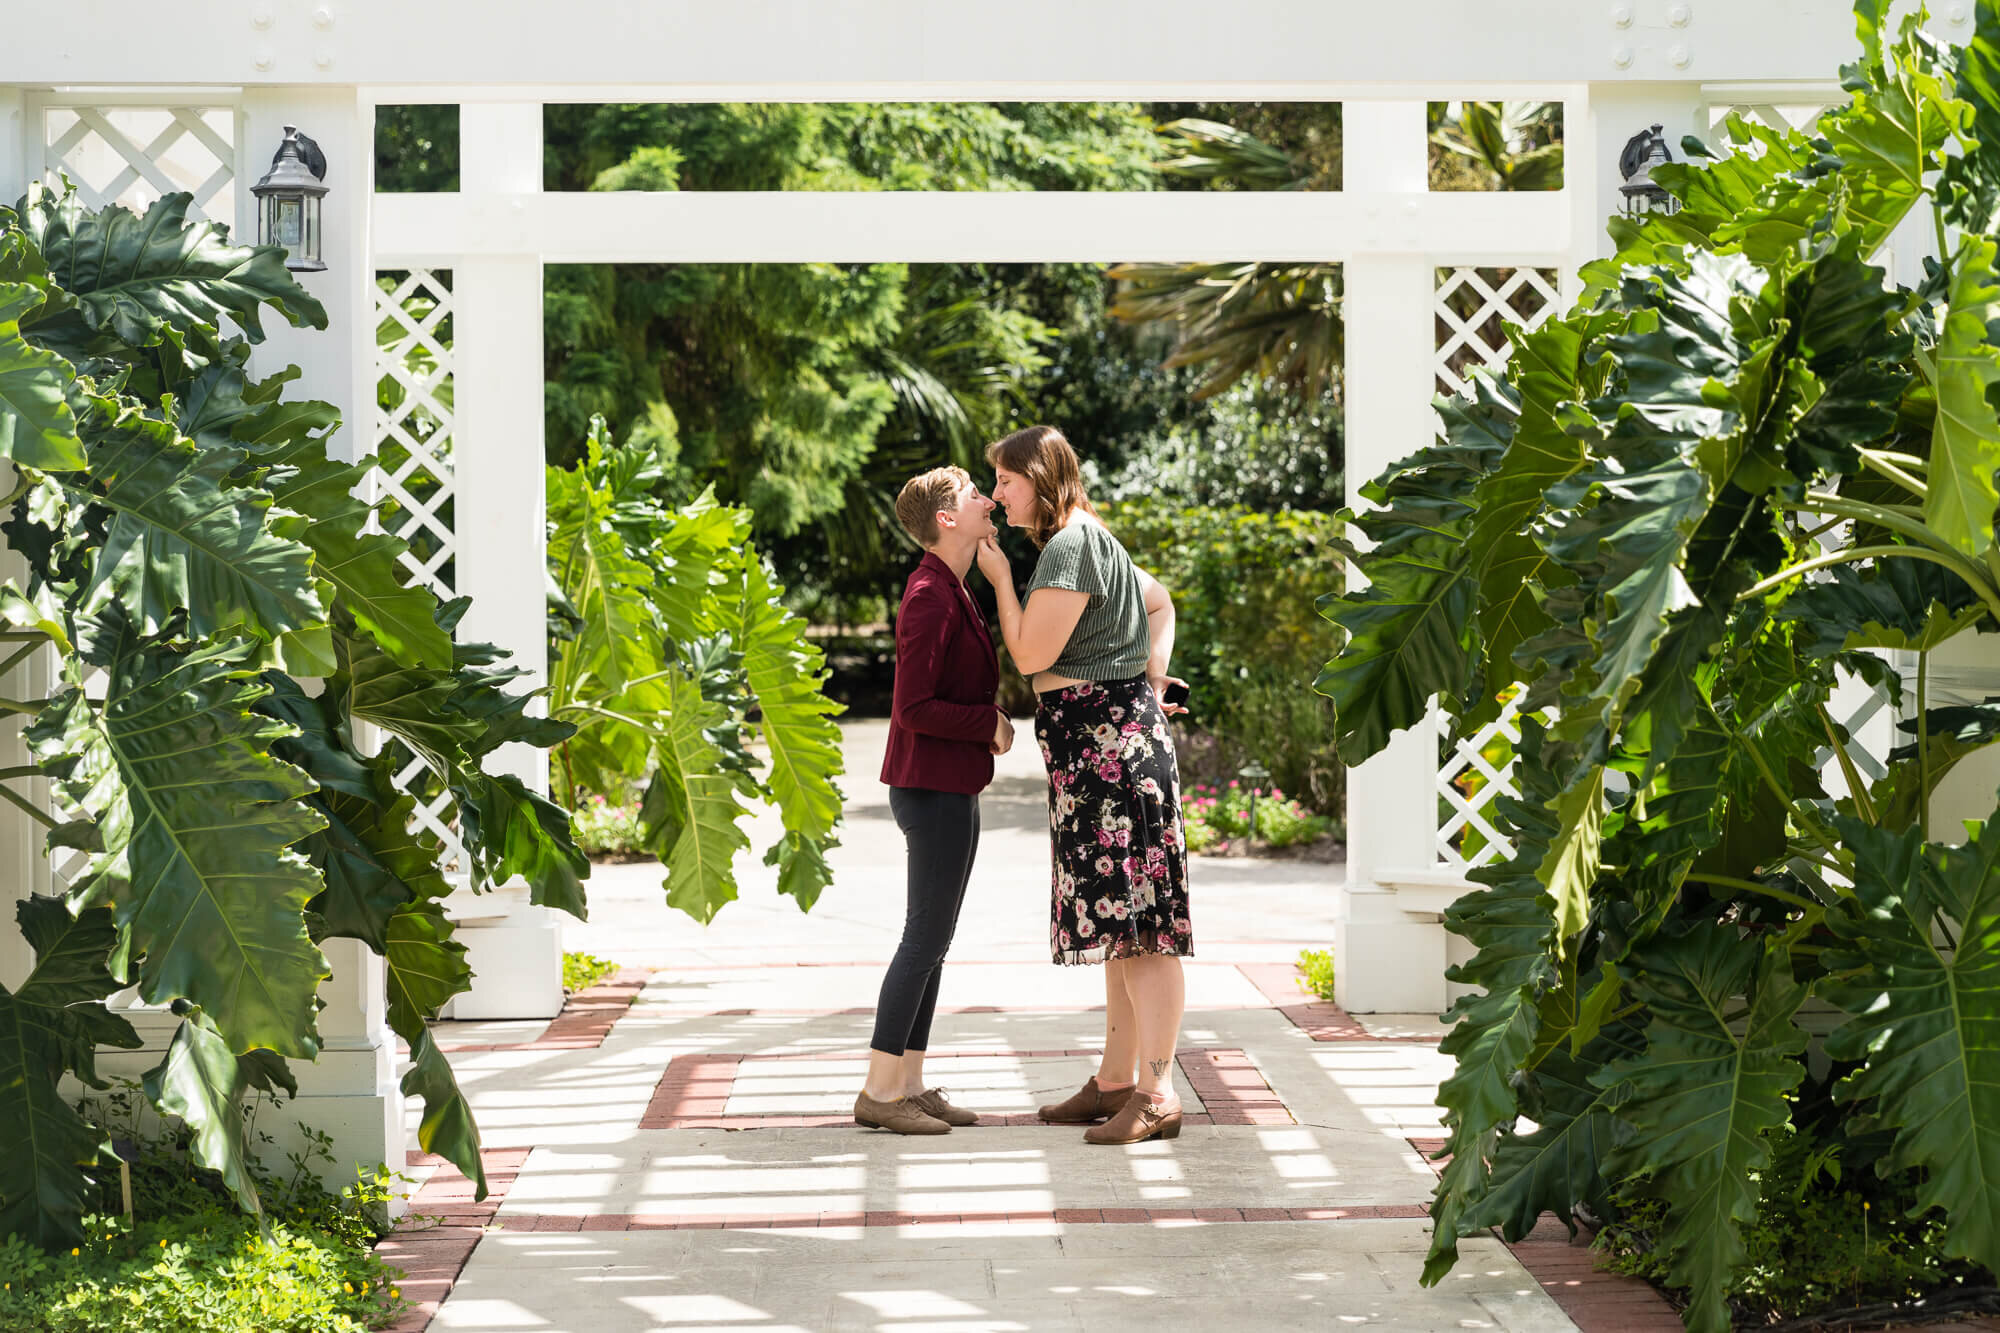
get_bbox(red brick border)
[639,1046,1294,1130]
[376,1147,532,1333]
[430,967,649,1053]
[1405,1138,1682,1332]
[1236,962,1386,1040]
[492,1203,1429,1231]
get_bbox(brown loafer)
[1037,1076,1134,1125]
[1083,1096,1182,1145]
[910,1088,978,1127]
[854,1091,950,1135]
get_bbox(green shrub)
[562,951,619,992]
[1296,949,1335,1002]
[1595,1107,1995,1324]
[1183,780,1333,853]
[0,1088,409,1332]
[1101,499,1346,816]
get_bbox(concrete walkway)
[391,721,1583,1333]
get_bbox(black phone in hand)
[1161,679,1190,710]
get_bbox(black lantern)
[252,125,329,272]
[1618,124,1680,218]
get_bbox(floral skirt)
[1035,675,1193,965]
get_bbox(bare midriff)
[1032,669,1093,696]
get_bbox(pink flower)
[1097,829,1115,847]
[1076,916,1096,938]
[1095,858,1114,876]
[1098,761,1123,782]
[1115,829,1131,848]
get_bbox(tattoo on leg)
[1148,1058,1169,1078]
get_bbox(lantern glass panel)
[276,197,303,248]
[304,195,321,264]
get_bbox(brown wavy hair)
[985,425,1095,548]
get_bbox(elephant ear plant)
[544,417,845,923]
[0,187,588,1249]
[1317,3,2000,1329]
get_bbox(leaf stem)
[1918,649,1932,843]
[1817,703,1878,825]
[1682,871,1822,913]
[0,695,50,716]
[0,780,58,828]
[1855,449,1929,499]
[1739,545,2000,620]
[1742,733,1851,878]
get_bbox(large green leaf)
[30,614,329,1058]
[1777,556,1988,655]
[1316,378,1512,763]
[24,191,325,349]
[1422,719,1563,1284]
[0,279,85,470]
[643,670,753,924]
[1456,1023,1642,1242]
[1820,0,1967,250]
[1596,928,1807,1333]
[1821,816,2000,1273]
[142,1008,293,1219]
[547,430,668,698]
[652,492,750,645]
[1925,234,2000,557]
[70,392,324,643]
[195,362,451,670]
[334,616,588,917]
[401,1030,488,1201]
[1941,0,2000,235]
[738,555,844,908]
[0,898,137,1249]
[259,674,455,952]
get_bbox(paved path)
[391,721,1588,1333]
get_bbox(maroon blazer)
[880,552,1001,794]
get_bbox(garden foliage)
[0,188,586,1249]
[1314,3,2000,1327]
[1104,499,1346,811]
[545,418,845,921]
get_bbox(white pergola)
[0,0,1972,1179]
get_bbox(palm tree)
[1110,105,1562,405]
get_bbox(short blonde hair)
[895,465,972,547]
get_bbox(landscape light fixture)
[1617,123,1680,218]
[252,125,328,271]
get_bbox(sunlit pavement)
[404,721,1574,1332]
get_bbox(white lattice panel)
[40,105,236,222]
[1437,692,1529,870]
[370,270,464,871]
[1433,266,1560,404]
[372,270,458,597]
[1706,101,1836,137]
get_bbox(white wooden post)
[236,86,405,1186]
[0,85,41,994]
[1335,101,1454,1014]
[439,102,565,1020]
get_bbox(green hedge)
[1100,500,1344,817]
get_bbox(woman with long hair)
[856,465,1014,1135]
[975,426,1192,1145]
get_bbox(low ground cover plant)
[1295,948,1336,1002]
[561,951,618,992]
[0,1086,408,1332]
[567,791,648,859]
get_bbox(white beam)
[374,189,1571,266]
[1,2,1902,87]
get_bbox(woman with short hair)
[975,425,1193,1145]
[856,465,1014,1136]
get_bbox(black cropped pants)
[869,787,981,1056]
